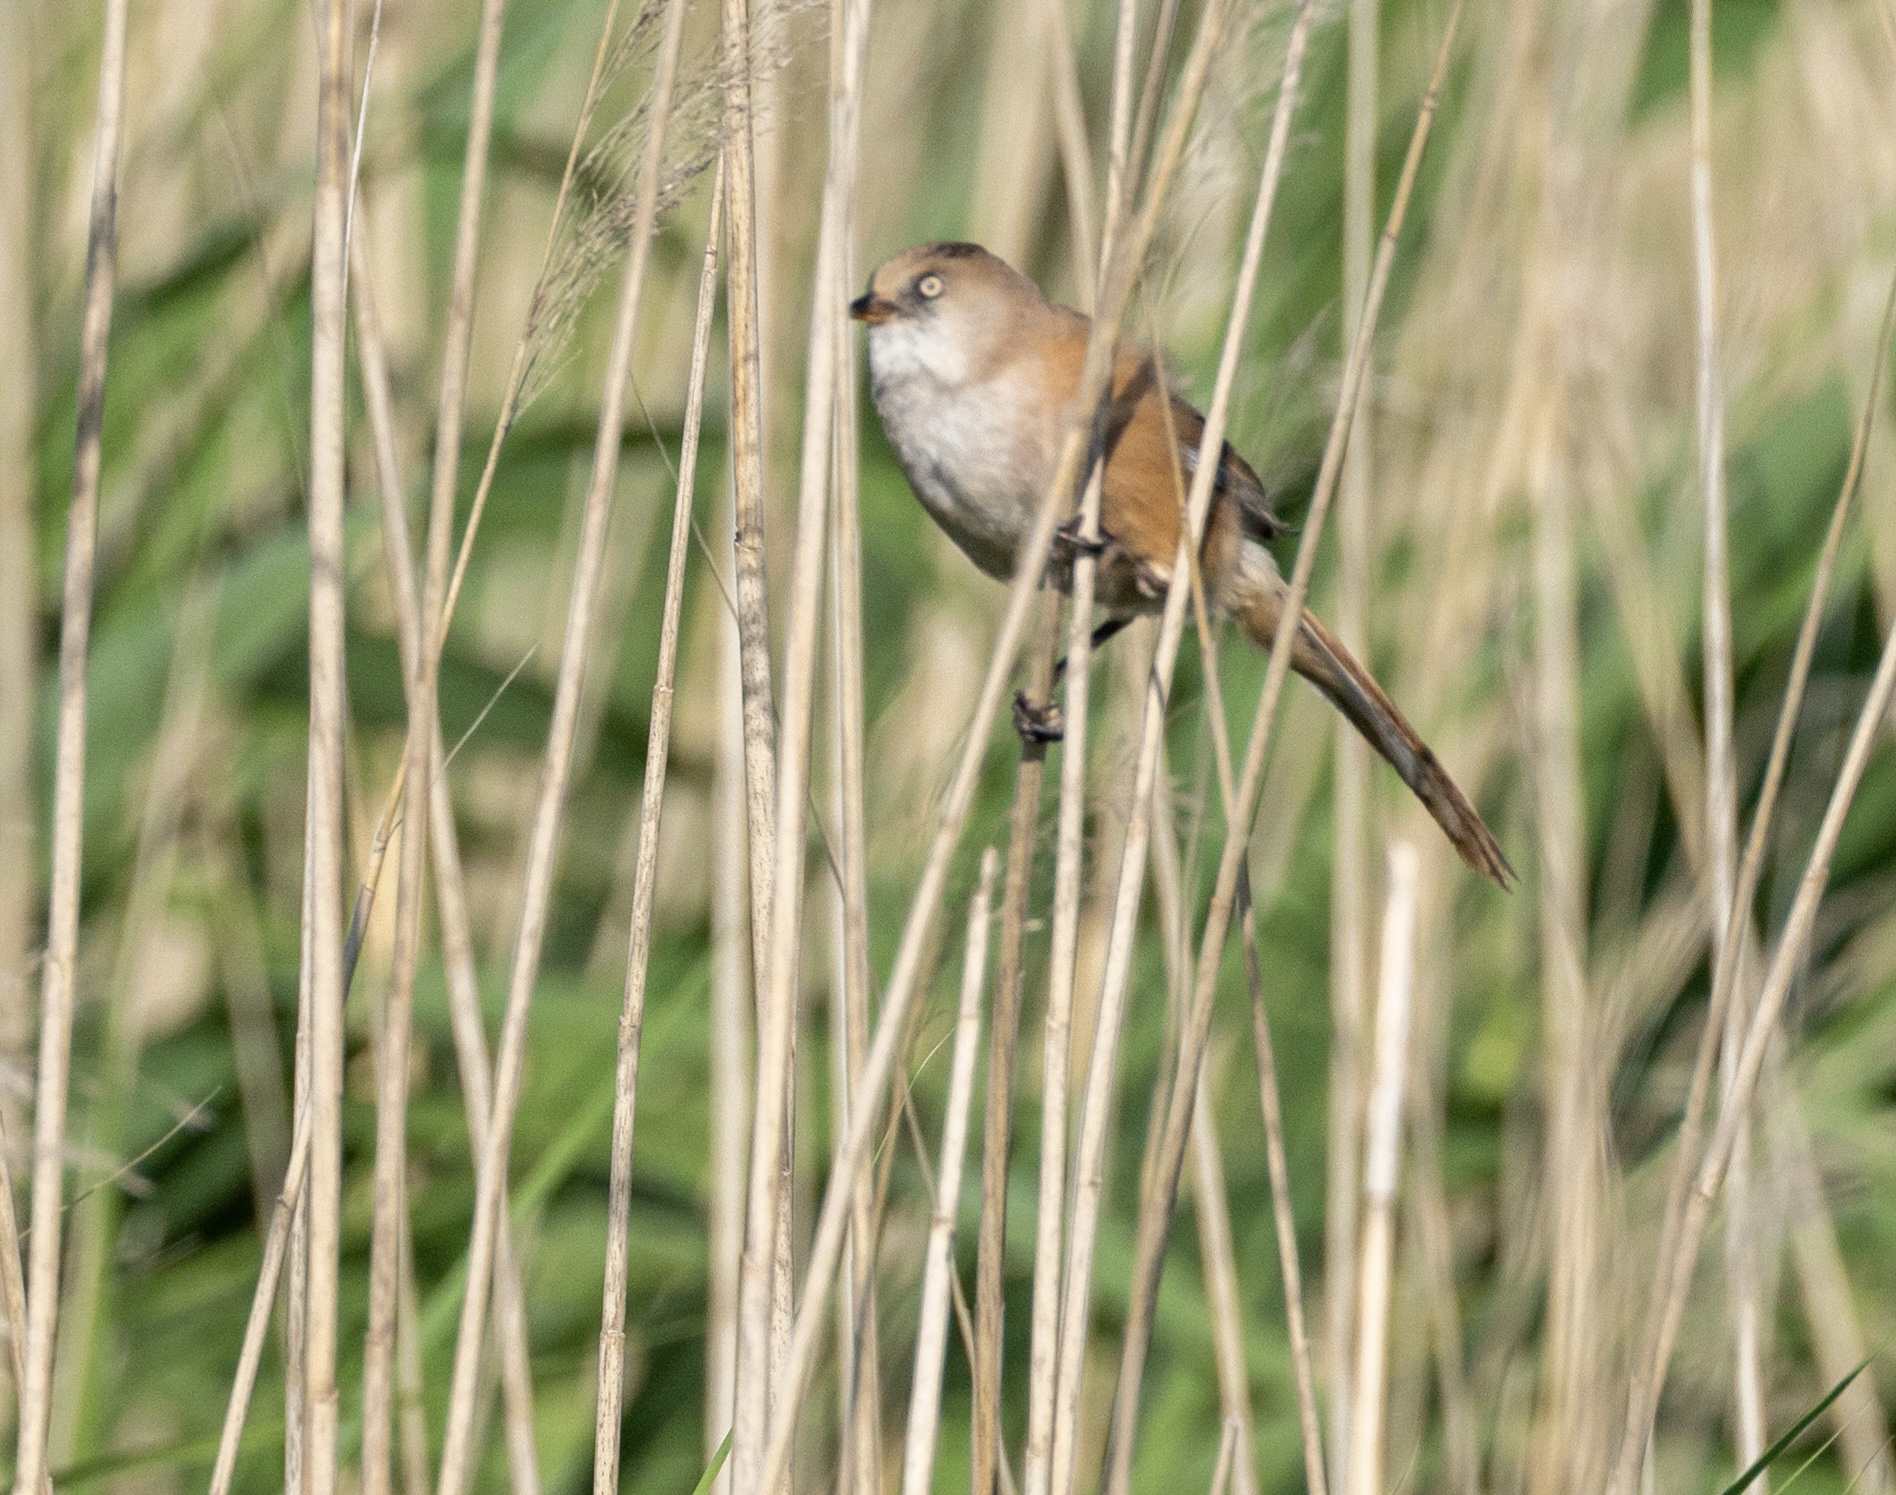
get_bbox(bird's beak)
[849,292,896,325]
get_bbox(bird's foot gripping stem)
[1050,516,1109,564]
[1012,689,1065,745]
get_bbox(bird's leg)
[1052,616,1132,687]
[1012,616,1133,745]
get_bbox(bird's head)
[850,241,1042,387]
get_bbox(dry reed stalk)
[898,851,997,1495]
[1148,754,1258,1495]
[1242,880,1329,1495]
[732,0,870,1485]
[349,228,544,1491]
[342,0,631,984]
[1098,11,1462,1488]
[709,504,753,1495]
[1687,0,1765,1467]
[1610,567,1896,1490]
[1024,0,1146,1470]
[12,0,129,1485]
[356,0,512,1471]
[1345,844,1418,1495]
[302,0,357,1488]
[1207,1420,1240,1495]
[1188,1079,1261,1495]
[433,0,693,1481]
[1621,258,1896,1487]
[53,575,215,1458]
[210,1105,315,1495]
[748,7,1250,1489]
[972,593,1059,1495]
[1042,0,1098,304]
[0,1114,27,1395]
[821,0,880,1477]
[1328,0,1380,1480]
[397,1214,431,1495]
[722,0,785,1468]
[1527,353,1600,1494]
[1402,1036,1478,1495]
[592,146,724,1495]
[288,821,315,1495]
[0,0,36,1169]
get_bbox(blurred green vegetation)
[6,0,1896,1493]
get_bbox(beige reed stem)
[730,0,870,1485]
[13,1,128,1488]
[1242,878,1329,1495]
[301,0,356,1490]
[1346,846,1419,1495]
[1328,0,1380,1478]
[899,850,997,1495]
[1685,0,1766,1466]
[592,147,724,1495]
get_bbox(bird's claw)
[1051,517,1109,562]
[1013,690,1065,745]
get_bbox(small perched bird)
[850,241,1511,887]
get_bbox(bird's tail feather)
[1229,549,1513,888]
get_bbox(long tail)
[1229,551,1513,888]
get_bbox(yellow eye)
[917,273,943,299]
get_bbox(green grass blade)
[1718,1354,1874,1495]
[689,1431,734,1495]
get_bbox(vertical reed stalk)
[732,0,870,1484]
[972,595,1060,1495]
[434,0,692,1482]
[709,486,754,1495]
[1346,846,1419,1495]
[822,0,880,1476]
[358,0,511,1481]
[722,0,784,1467]
[0,0,36,1168]
[12,0,129,1486]
[1242,879,1329,1495]
[593,148,724,1495]
[302,0,356,1488]
[1328,0,1379,1480]
[0,1127,27,1401]
[1686,0,1765,1469]
[898,850,996,1495]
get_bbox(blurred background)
[4,0,1896,1492]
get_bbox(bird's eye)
[916,273,943,299]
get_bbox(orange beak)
[849,292,896,324]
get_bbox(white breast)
[867,324,1046,581]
